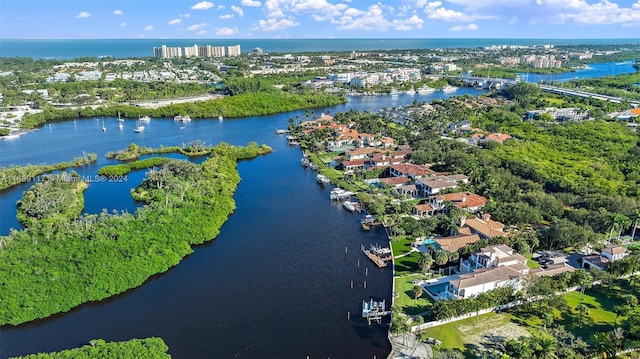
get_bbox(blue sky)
[1,0,639,39]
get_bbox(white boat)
[441,85,458,93]
[218,115,224,121]
[119,123,124,130]
[317,174,331,184]
[417,85,436,94]
[275,128,290,134]
[139,115,151,122]
[389,88,399,96]
[343,201,358,212]
[330,187,355,200]
[403,87,416,95]
[133,119,145,133]
[174,115,191,122]
[2,133,21,140]
[101,117,106,132]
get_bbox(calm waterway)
[0,90,482,359]
[0,60,636,358]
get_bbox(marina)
[362,299,391,325]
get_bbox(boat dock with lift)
[330,187,355,200]
[362,299,391,325]
[362,244,392,268]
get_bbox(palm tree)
[418,252,433,273]
[531,333,558,359]
[412,285,423,304]
[631,208,640,241]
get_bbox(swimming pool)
[426,282,449,297]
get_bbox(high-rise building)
[152,44,238,58]
[226,45,241,57]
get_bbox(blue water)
[1,91,491,359]
[522,61,638,83]
[426,283,449,297]
[2,38,639,59]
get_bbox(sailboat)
[118,112,124,129]
[133,118,145,133]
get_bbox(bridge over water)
[453,75,639,106]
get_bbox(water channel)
[0,61,636,358]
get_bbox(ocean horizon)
[1,38,639,59]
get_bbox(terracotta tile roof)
[631,108,640,115]
[380,137,395,143]
[423,179,458,189]
[434,234,481,252]
[391,163,439,178]
[346,147,381,157]
[414,204,435,212]
[341,159,366,167]
[485,133,512,143]
[380,176,411,186]
[463,217,506,239]
[435,192,488,209]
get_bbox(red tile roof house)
[339,159,367,171]
[345,147,381,160]
[389,163,440,179]
[581,244,629,271]
[365,153,405,168]
[458,214,506,239]
[379,176,411,188]
[428,191,488,213]
[413,203,436,217]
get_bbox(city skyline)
[1,0,639,40]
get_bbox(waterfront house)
[458,214,506,239]
[379,177,411,188]
[413,203,436,217]
[428,191,488,213]
[339,159,367,172]
[345,147,381,160]
[433,234,481,253]
[447,265,526,299]
[581,244,629,271]
[390,163,440,179]
[459,244,527,274]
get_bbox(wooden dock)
[362,244,392,268]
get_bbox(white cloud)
[75,11,91,19]
[180,13,192,18]
[113,10,123,15]
[220,14,234,19]
[450,23,478,31]
[191,1,214,10]
[231,5,244,16]
[217,27,239,35]
[443,0,640,27]
[343,7,364,17]
[392,14,424,30]
[336,4,390,31]
[187,23,207,31]
[256,17,299,31]
[120,22,127,26]
[168,18,182,25]
[217,5,225,9]
[144,25,154,31]
[241,0,262,6]
[264,0,347,21]
[424,2,471,22]
[197,30,208,35]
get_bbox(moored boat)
[441,85,458,93]
[417,85,436,94]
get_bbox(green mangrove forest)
[0,142,272,325]
[11,337,171,359]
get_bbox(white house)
[459,244,527,274]
[446,266,525,299]
[582,244,629,271]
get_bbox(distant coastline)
[2,38,639,59]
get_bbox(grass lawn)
[394,274,434,315]
[394,251,421,274]
[522,253,541,269]
[554,288,620,340]
[390,235,415,257]
[421,312,531,357]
